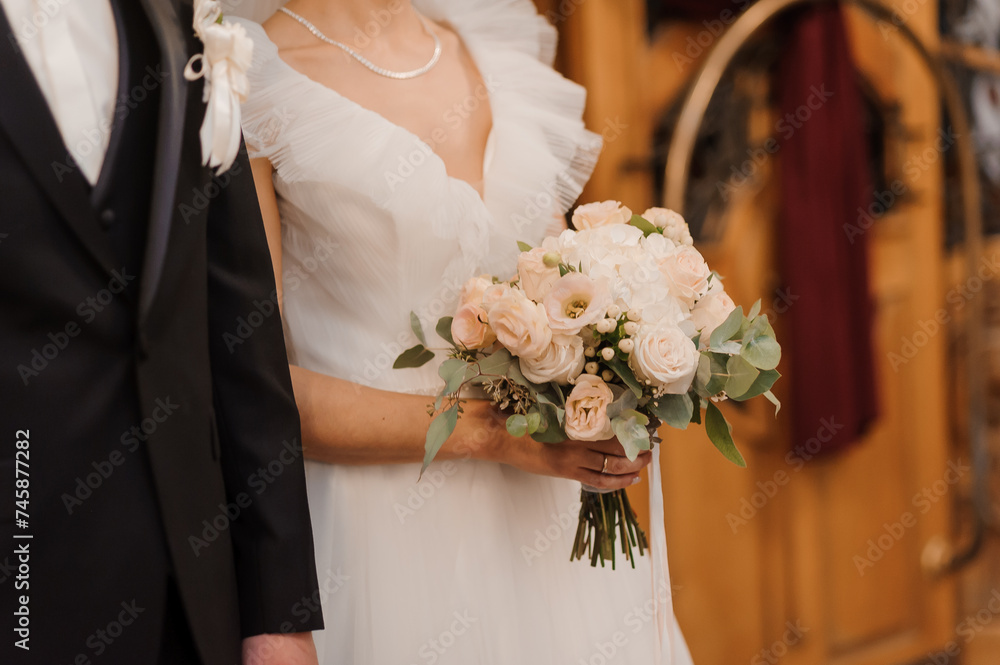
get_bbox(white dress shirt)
[1,0,119,184]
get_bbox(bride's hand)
[455,400,653,491]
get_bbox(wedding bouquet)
[395,202,781,568]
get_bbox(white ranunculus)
[451,303,496,349]
[629,323,699,394]
[519,334,586,384]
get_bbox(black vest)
[90,0,161,282]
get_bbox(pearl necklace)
[278,7,442,80]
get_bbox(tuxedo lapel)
[137,0,190,323]
[0,8,119,277]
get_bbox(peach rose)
[519,334,586,384]
[451,303,496,349]
[543,273,613,335]
[571,200,633,230]
[487,287,552,360]
[629,323,699,394]
[517,247,561,302]
[564,374,615,441]
[459,275,494,308]
[659,245,711,307]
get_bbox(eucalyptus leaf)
[741,334,781,370]
[607,385,639,420]
[409,311,427,345]
[705,402,747,467]
[531,402,567,443]
[606,356,643,398]
[704,353,729,396]
[422,404,459,475]
[649,393,694,430]
[709,306,744,349]
[517,240,534,252]
[628,214,659,237]
[526,410,542,434]
[725,355,760,399]
[763,390,781,415]
[394,344,435,369]
[729,369,780,401]
[611,412,651,461]
[436,316,455,345]
[507,414,528,437]
[748,299,762,320]
[476,348,514,377]
[439,358,471,394]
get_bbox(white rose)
[519,334,586,384]
[641,207,693,246]
[571,200,633,230]
[517,247,562,302]
[564,374,615,441]
[629,323,699,394]
[689,290,736,348]
[659,245,711,308]
[487,287,552,360]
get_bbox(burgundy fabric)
[776,5,879,457]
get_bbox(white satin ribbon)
[184,0,253,174]
[649,439,674,663]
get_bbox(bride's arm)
[248,158,650,490]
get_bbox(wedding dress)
[233,1,694,662]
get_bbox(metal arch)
[663,0,988,576]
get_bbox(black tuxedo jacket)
[0,1,323,663]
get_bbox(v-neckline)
[268,17,495,205]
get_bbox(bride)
[227,0,694,662]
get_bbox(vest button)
[99,209,115,229]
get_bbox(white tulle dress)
[234,2,694,663]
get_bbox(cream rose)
[629,323,699,394]
[571,200,633,230]
[451,303,496,349]
[641,207,693,246]
[543,273,613,335]
[487,287,552,360]
[459,275,494,308]
[689,289,736,348]
[564,374,615,441]
[519,334,585,385]
[659,245,712,307]
[517,247,562,302]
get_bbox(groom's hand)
[242,632,319,665]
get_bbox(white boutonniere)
[184,0,253,174]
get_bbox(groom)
[0,1,323,663]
